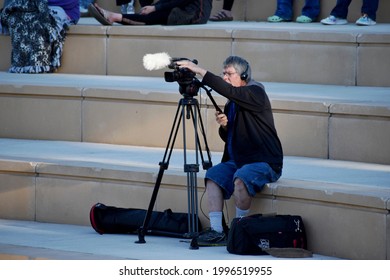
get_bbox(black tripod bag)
[89,202,200,237]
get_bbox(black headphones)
[240,62,249,81]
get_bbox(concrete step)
[0,138,389,259]
[0,219,339,260]
[1,71,389,165]
[95,0,390,24]
[1,19,390,87]
[0,0,390,23]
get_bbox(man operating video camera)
[176,56,284,246]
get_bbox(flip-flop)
[209,10,233,22]
[88,3,112,26]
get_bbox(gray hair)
[223,56,251,81]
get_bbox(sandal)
[296,15,313,23]
[209,10,233,22]
[88,3,112,25]
[267,15,289,23]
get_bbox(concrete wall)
[1,73,389,164]
[3,23,390,87]
[0,158,388,259]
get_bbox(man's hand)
[215,111,228,129]
[176,60,207,78]
[140,5,156,15]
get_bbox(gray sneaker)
[356,15,376,26]
[197,228,227,247]
[321,15,348,25]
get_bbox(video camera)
[164,58,200,98]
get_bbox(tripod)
[136,84,220,248]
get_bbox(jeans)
[205,160,282,199]
[330,0,379,21]
[274,0,320,20]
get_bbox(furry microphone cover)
[143,52,172,71]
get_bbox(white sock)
[236,207,250,218]
[209,211,223,233]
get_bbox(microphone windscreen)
[143,52,172,71]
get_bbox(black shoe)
[197,228,227,247]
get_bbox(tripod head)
[177,77,201,98]
[170,73,222,114]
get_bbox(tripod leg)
[184,167,199,237]
[136,98,210,247]
[188,100,213,170]
[135,101,185,244]
[136,163,166,243]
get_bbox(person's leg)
[233,162,281,214]
[329,0,352,19]
[321,0,351,25]
[233,178,251,212]
[197,161,236,246]
[122,9,170,25]
[89,3,122,25]
[206,180,225,232]
[223,0,235,11]
[233,178,251,218]
[209,0,235,21]
[203,161,236,231]
[361,0,379,21]
[268,0,293,22]
[89,3,170,25]
[206,180,225,213]
[275,0,293,20]
[300,0,320,20]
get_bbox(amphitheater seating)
[0,1,389,259]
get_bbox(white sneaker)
[356,15,376,26]
[321,15,348,25]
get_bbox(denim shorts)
[205,160,282,199]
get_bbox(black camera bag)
[227,214,307,255]
[90,202,200,238]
